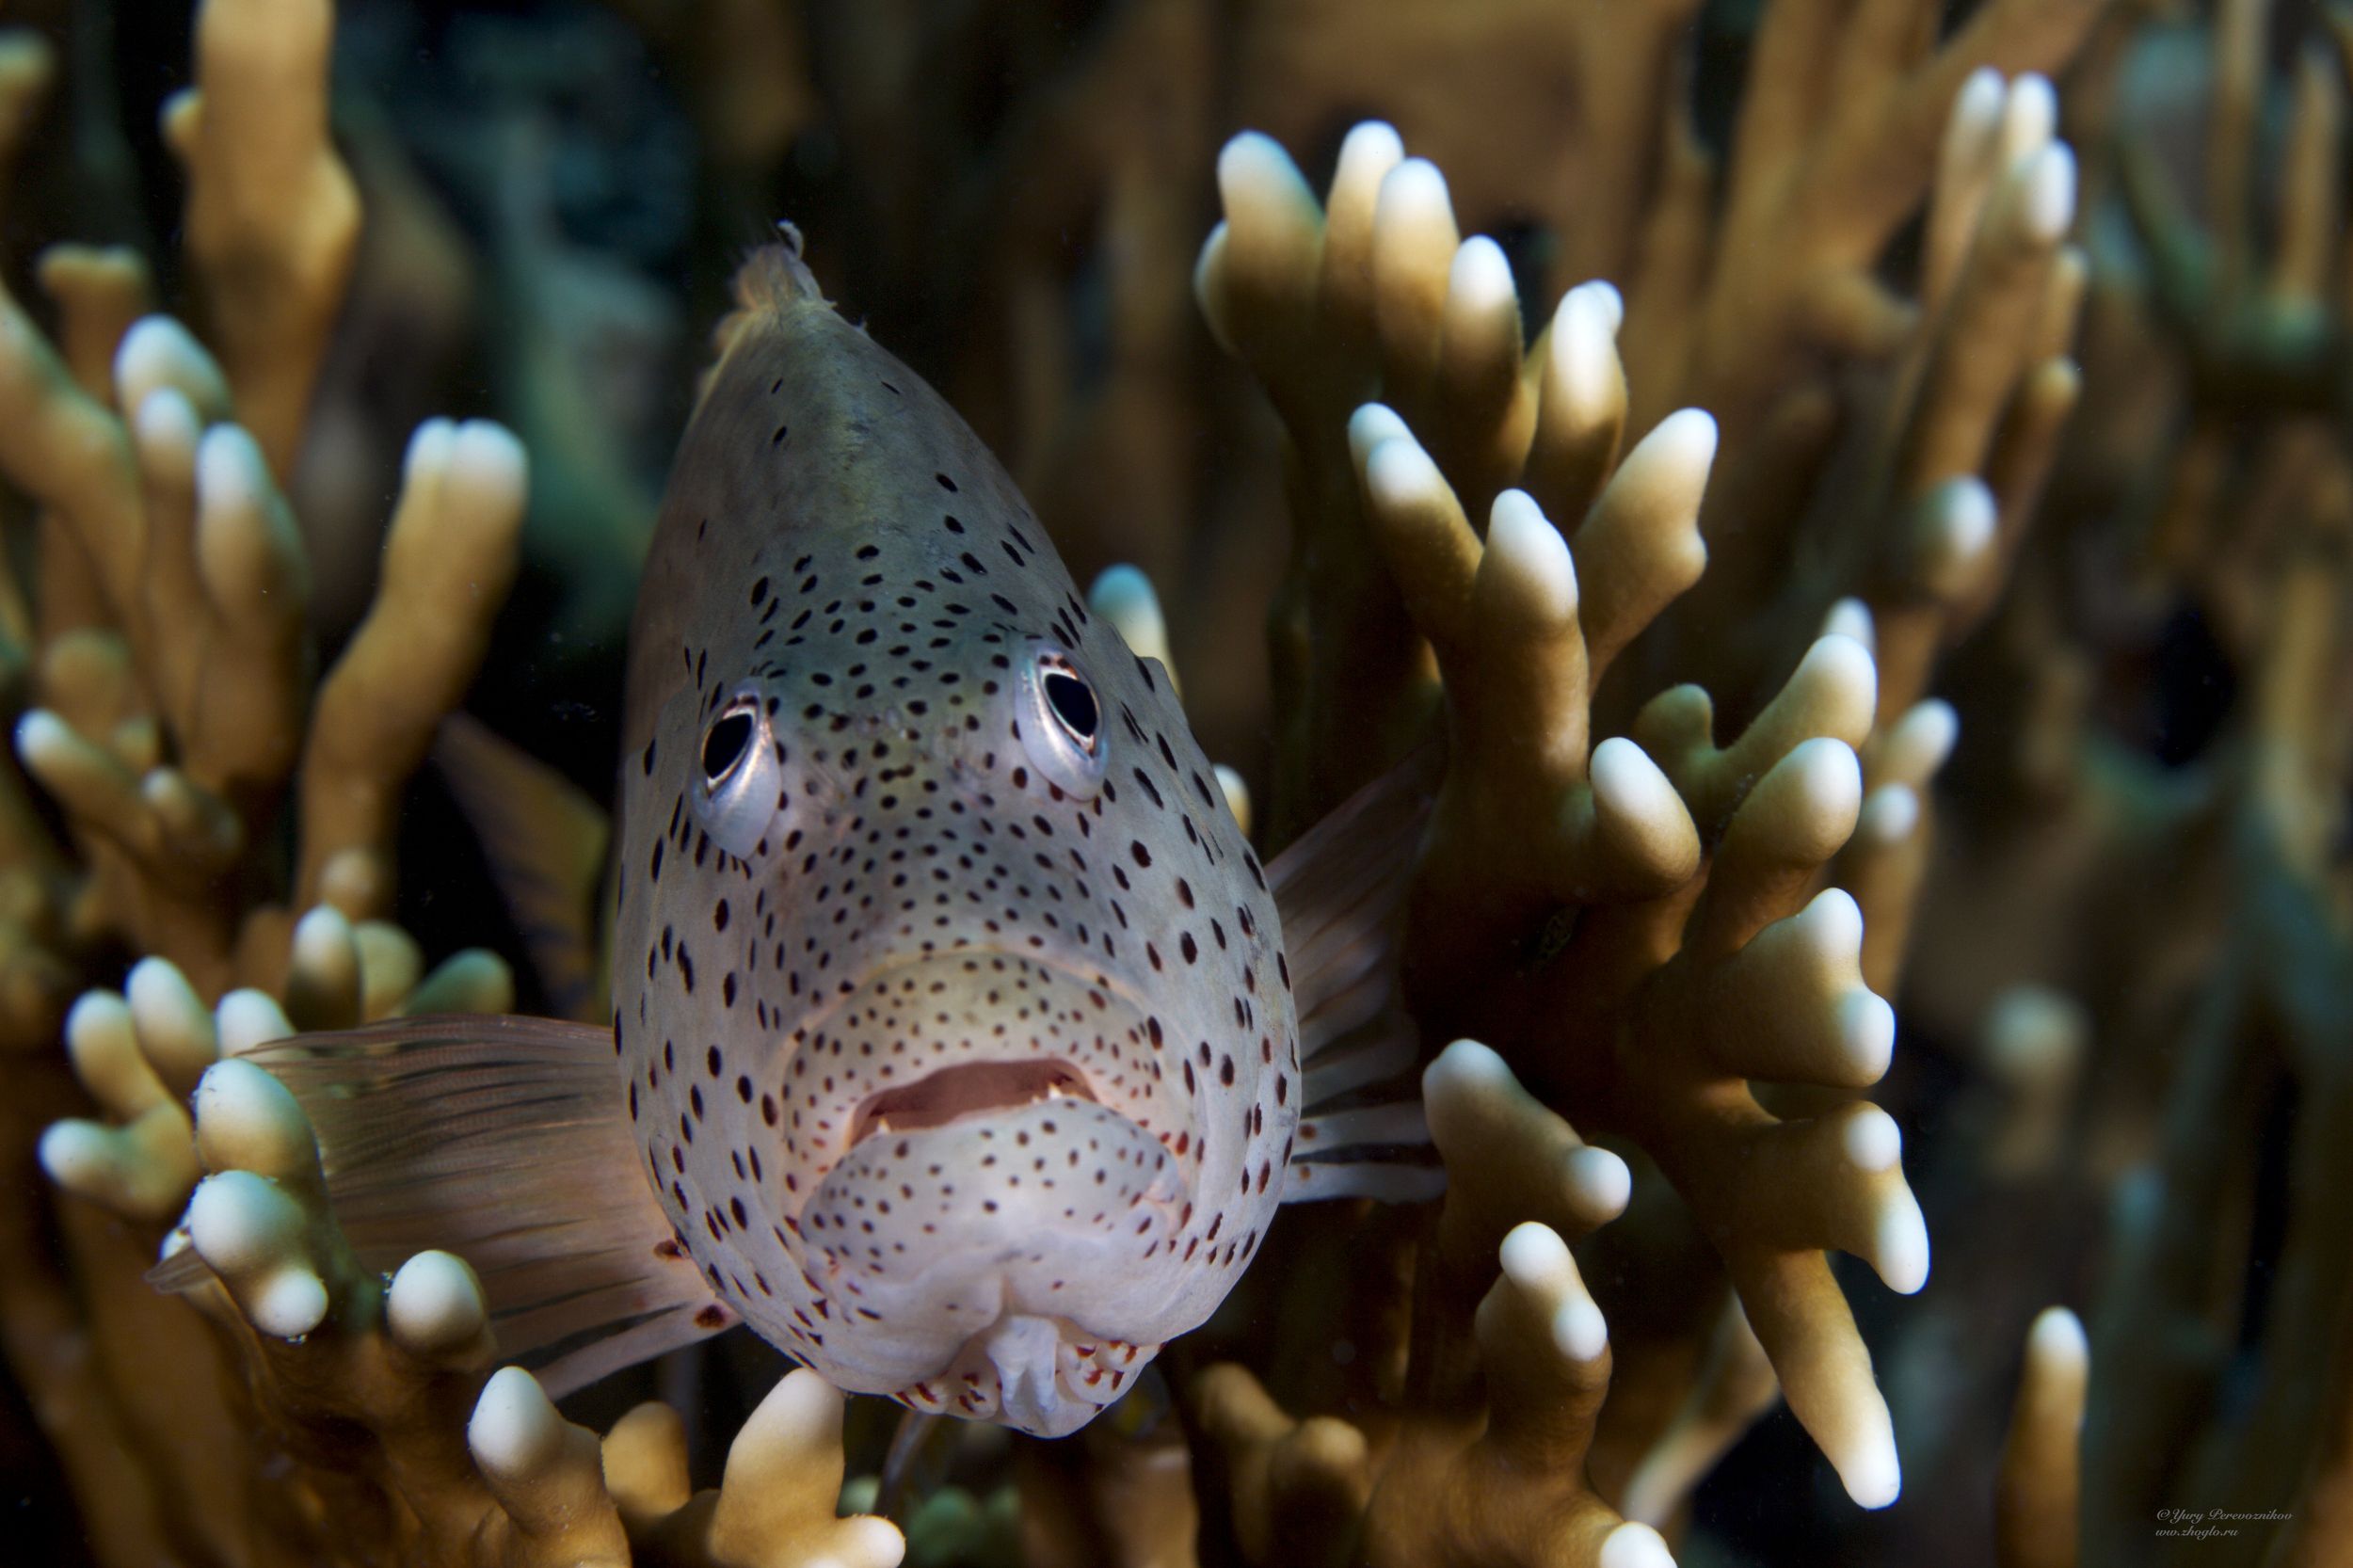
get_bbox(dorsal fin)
[700,224,831,407]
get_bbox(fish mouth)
[845,1059,1099,1147]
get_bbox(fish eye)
[1042,668,1099,746]
[702,708,755,783]
[1016,647,1108,797]
[693,693,781,857]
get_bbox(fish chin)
[792,1094,1193,1396]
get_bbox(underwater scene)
[0,0,2344,1563]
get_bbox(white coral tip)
[127,956,216,1080]
[2027,1305,2088,1369]
[1859,782,1920,845]
[389,1251,488,1353]
[1841,990,1898,1084]
[1498,1223,1606,1362]
[1193,221,1233,348]
[1886,698,1960,781]
[2021,142,2076,245]
[37,1120,112,1192]
[1486,489,1577,614]
[1334,120,1405,178]
[1785,735,1864,826]
[470,1366,565,1479]
[1839,1433,1903,1510]
[194,423,269,516]
[132,386,200,470]
[1213,764,1251,835]
[1424,1037,1508,1099]
[1561,278,1624,335]
[187,1169,323,1335]
[1589,736,1678,828]
[115,314,227,420]
[1497,1219,1570,1287]
[193,1058,312,1174]
[253,1269,331,1339]
[1375,157,1453,233]
[215,988,296,1057]
[1361,433,1444,513]
[1448,234,1515,313]
[447,420,529,516]
[1638,407,1720,487]
[1549,282,1623,410]
[1821,596,1875,649]
[1790,633,1878,742]
[1216,129,1296,195]
[1346,403,1412,472]
[1599,1521,1679,1568]
[1565,1144,1631,1222]
[13,708,72,769]
[1878,1192,1931,1296]
[2000,72,2058,161]
[1950,67,2006,142]
[1842,1105,1904,1173]
[402,417,456,482]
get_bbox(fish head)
[615,280,1299,1433]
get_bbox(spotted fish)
[220,237,1437,1438]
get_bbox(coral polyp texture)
[1,0,2349,1566]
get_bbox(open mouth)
[846,1059,1098,1147]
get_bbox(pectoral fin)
[168,1014,730,1397]
[1268,746,1446,1205]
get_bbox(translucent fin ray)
[1267,743,1441,1063]
[235,1015,726,1395]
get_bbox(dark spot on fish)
[772,424,789,445]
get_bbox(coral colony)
[0,1,2347,1565]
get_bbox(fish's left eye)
[1017,648,1108,797]
[703,709,755,782]
[1042,668,1099,746]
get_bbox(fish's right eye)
[703,709,755,783]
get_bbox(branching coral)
[1192,1042,1657,1567]
[163,0,359,484]
[1202,116,1936,1507]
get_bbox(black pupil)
[702,712,754,780]
[1044,670,1098,741]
